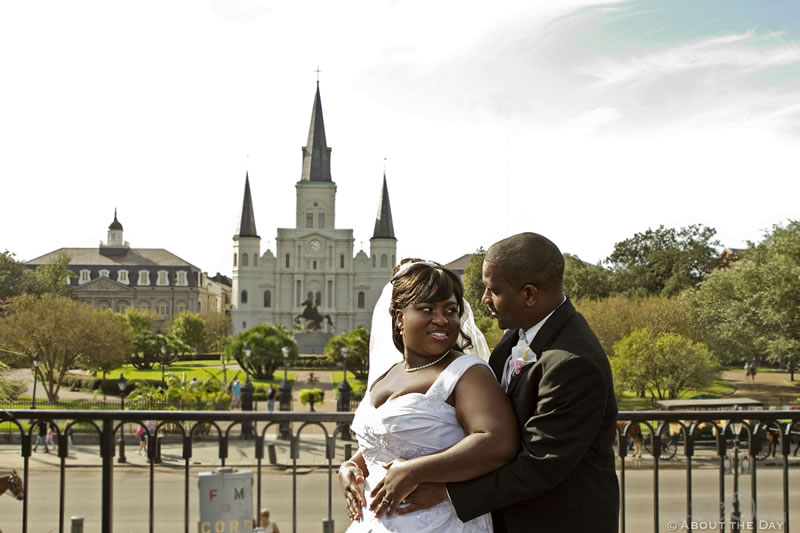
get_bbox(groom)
[403,232,619,533]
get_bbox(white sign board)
[197,467,254,533]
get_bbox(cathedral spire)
[372,173,396,240]
[300,83,333,182]
[235,173,259,238]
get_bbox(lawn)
[105,362,297,387]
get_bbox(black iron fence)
[1,409,799,533]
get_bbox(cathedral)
[231,83,397,348]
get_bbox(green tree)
[612,328,719,400]
[0,361,25,401]
[606,224,721,297]
[686,221,800,377]
[325,327,370,379]
[576,295,697,356]
[124,309,187,370]
[0,294,131,401]
[169,312,207,351]
[200,311,232,352]
[0,251,74,300]
[462,248,489,319]
[230,323,297,379]
[563,253,613,301]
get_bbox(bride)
[338,260,518,532]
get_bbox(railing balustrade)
[1,409,798,533]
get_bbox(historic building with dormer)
[231,83,397,341]
[25,211,230,323]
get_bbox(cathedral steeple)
[372,173,396,240]
[300,83,333,182]
[235,173,259,238]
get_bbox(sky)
[2,0,799,276]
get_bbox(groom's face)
[481,262,527,330]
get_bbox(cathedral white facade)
[231,84,398,339]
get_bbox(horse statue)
[294,299,334,332]
[0,470,23,501]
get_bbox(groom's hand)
[393,482,447,515]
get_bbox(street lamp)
[241,342,255,439]
[729,419,742,528]
[337,347,352,440]
[278,346,292,440]
[30,353,41,409]
[160,343,167,384]
[117,374,128,463]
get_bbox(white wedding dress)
[347,355,494,532]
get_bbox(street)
[1,465,798,533]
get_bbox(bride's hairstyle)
[389,258,474,353]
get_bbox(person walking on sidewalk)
[267,384,276,412]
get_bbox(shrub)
[298,388,325,410]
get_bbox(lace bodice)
[347,355,494,532]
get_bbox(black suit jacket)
[448,298,619,533]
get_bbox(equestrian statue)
[294,299,334,332]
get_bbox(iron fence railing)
[0,409,798,533]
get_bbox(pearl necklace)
[404,349,452,372]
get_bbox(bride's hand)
[369,459,419,517]
[338,460,366,521]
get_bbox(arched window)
[285,254,290,268]
[358,291,365,309]
[313,260,317,270]
[241,290,248,304]
[233,253,237,267]
[253,254,258,267]
[241,253,248,267]
[381,254,388,268]
[340,254,344,269]
[264,290,272,308]
[315,291,322,306]
[318,213,325,228]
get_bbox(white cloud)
[558,107,620,135]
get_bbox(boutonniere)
[508,347,535,376]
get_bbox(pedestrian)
[258,508,280,533]
[267,384,276,412]
[33,421,48,453]
[45,425,55,449]
[231,378,241,409]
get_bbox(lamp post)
[337,347,352,440]
[278,346,292,440]
[241,342,254,439]
[30,353,41,409]
[730,420,742,529]
[117,374,128,464]
[160,343,167,384]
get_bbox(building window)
[175,301,187,313]
[318,213,325,228]
[138,300,150,310]
[176,271,187,286]
[327,280,333,307]
[313,260,317,270]
[340,254,344,269]
[372,255,376,268]
[357,291,365,309]
[381,254,388,268]
[157,300,169,317]
[198,301,202,312]
[241,253,248,267]
[157,270,169,286]
[99,269,110,278]
[243,321,247,329]
[296,281,302,306]
[285,254,290,268]
[392,254,395,266]
[138,270,150,285]
[253,254,258,267]
[118,270,129,284]
[79,269,91,284]
[65,277,71,285]
[97,299,111,311]
[264,290,271,308]
[315,291,322,306]
[117,300,129,313]
[234,253,237,267]
[241,290,248,304]
[306,212,314,228]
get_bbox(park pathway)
[720,368,799,403]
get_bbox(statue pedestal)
[295,331,333,355]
